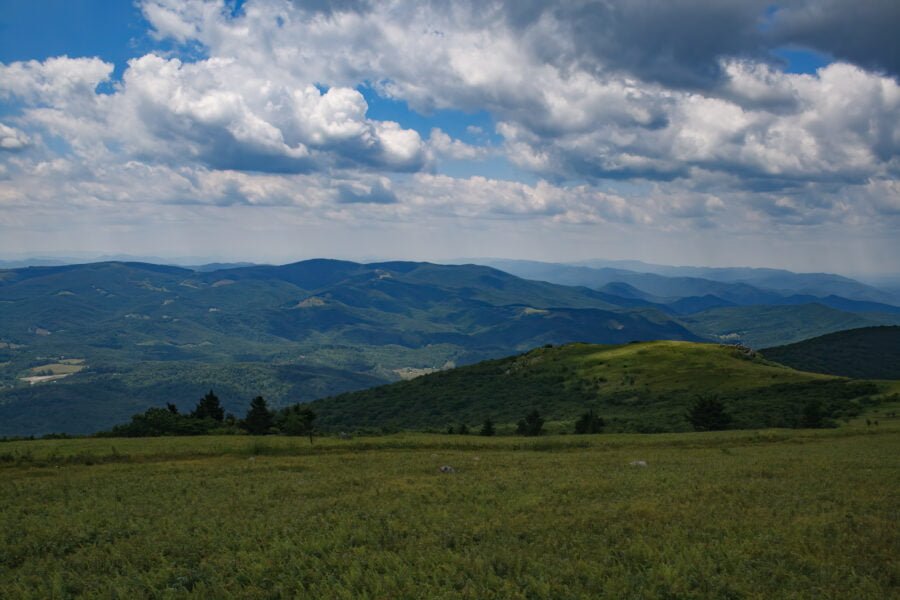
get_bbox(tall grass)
[1,423,897,598]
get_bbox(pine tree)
[479,418,495,436]
[191,390,224,421]
[243,396,273,435]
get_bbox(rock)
[629,460,648,467]
[439,465,455,474]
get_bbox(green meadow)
[2,421,898,599]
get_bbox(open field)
[2,423,898,599]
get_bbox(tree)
[106,407,208,437]
[516,410,544,436]
[277,405,317,442]
[686,397,732,431]
[243,396,273,435]
[479,418,495,436]
[574,409,604,434]
[458,423,469,435]
[801,399,824,428]
[191,390,224,422]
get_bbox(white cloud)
[427,128,487,160]
[0,0,897,271]
[0,123,30,151]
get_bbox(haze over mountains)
[1,258,898,436]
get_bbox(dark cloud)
[498,0,768,89]
[499,1,900,89]
[773,0,900,79]
[563,0,770,89]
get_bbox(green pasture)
[2,423,898,599]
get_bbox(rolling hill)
[761,326,900,379]
[310,341,884,433]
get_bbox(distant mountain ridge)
[0,259,698,436]
[479,259,900,310]
[761,326,900,380]
[1,258,898,436]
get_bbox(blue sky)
[0,1,898,274]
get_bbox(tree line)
[100,392,837,439]
[100,391,316,439]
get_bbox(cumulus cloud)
[0,123,30,151]
[336,178,397,204]
[126,1,899,188]
[427,128,488,160]
[1,51,429,174]
[0,0,898,267]
[0,56,113,106]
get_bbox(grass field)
[2,423,898,598]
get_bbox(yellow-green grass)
[2,425,898,598]
[572,340,831,389]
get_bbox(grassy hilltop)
[311,341,886,433]
[1,425,898,598]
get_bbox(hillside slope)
[311,341,882,433]
[761,326,900,379]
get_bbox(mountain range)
[0,258,898,436]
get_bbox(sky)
[0,1,898,275]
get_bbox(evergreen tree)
[479,418,495,436]
[516,410,544,436]
[574,409,604,434]
[458,423,469,435]
[243,396,273,435]
[191,390,224,422]
[686,397,732,431]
